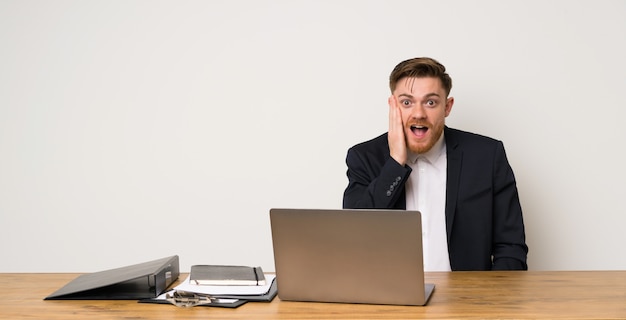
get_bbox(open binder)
[139,274,277,308]
[44,255,180,300]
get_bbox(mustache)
[406,121,430,128]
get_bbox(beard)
[405,122,444,154]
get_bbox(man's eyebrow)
[398,93,441,99]
[424,93,442,98]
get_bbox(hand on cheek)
[388,96,407,166]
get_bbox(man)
[343,57,528,271]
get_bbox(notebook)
[269,208,434,306]
[189,265,266,286]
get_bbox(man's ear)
[444,97,454,117]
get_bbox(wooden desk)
[1,271,625,319]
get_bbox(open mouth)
[410,124,429,137]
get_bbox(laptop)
[269,208,435,306]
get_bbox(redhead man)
[343,57,528,271]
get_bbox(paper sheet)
[174,274,276,296]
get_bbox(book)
[190,265,266,286]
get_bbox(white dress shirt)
[405,134,451,271]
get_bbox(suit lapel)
[444,127,462,243]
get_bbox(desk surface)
[2,271,625,319]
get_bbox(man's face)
[393,76,454,154]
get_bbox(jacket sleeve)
[342,147,412,209]
[491,141,529,270]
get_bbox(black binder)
[44,255,180,300]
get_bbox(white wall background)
[1,0,625,272]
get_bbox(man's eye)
[426,100,436,106]
[401,100,411,106]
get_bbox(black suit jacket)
[343,127,528,271]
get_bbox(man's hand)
[388,95,407,166]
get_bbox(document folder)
[44,255,180,300]
[139,276,278,308]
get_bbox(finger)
[388,95,397,108]
[388,96,402,129]
[388,96,398,127]
[388,97,392,128]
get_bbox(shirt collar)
[408,132,446,164]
